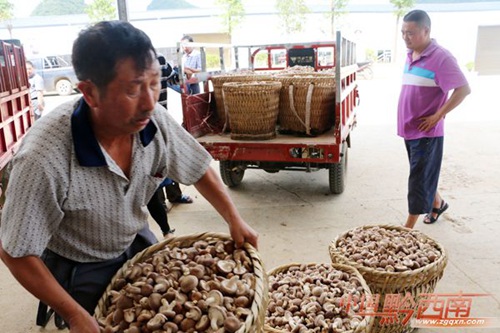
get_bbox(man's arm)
[418,84,471,132]
[193,168,258,249]
[37,90,45,112]
[0,243,99,333]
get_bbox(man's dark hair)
[403,9,431,30]
[181,35,194,42]
[72,21,157,91]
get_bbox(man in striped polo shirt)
[0,21,258,331]
[399,10,470,229]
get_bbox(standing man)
[399,10,470,229]
[161,35,204,204]
[26,60,45,120]
[0,21,258,332]
[180,35,202,94]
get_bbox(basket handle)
[288,84,314,136]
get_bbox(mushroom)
[123,308,136,323]
[148,292,163,311]
[180,318,196,332]
[185,302,202,321]
[195,314,210,331]
[146,313,167,331]
[163,322,179,333]
[220,276,239,295]
[234,296,250,308]
[124,326,140,333]
[179,275,199,293]
[224,315,242,333]
[205,290,224,306]
[158,298,176,318]
[217,260,236,275]
[209,306,227,330]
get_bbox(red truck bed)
[0,40,33,203]
[178,33,358,193]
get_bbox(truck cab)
[29,55,78,96]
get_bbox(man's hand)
[228,217,259,249]
[418,84,471,132]
[194,168,259,249]
[67,311,100,333]
[418,112,442,132]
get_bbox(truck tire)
[329,144,348,194]
[219,161,245,187]
[55,79,73,96]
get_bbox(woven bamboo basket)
[264,262,374,333]
[329,225,448,333]
[273,73,336,136]
[223,81,282,140]
[211,73,273,131]
[95,232,268,333]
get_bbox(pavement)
[1,63,499,332]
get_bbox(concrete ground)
[1,64,499,332]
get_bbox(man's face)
[401,21,430,52]
[181,40,193,54]
[89,56,161,136]
[26,63,34,78]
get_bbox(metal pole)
[117,0,129,22]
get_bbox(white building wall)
[1,8,499,67]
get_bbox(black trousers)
[37,227,157,327]
[147,187,171,235]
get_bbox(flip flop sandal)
[424,201,449,224]
[163,229,176,239]
[172,194,193,204]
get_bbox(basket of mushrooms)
[264,263,374,333]
[329,225,448,333]
[95,232,268,333]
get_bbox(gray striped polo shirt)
[0,98,211,262]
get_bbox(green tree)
[215,0,245,37]
[390,0,415,62]
[147,0,195,10]
[32,0,86,16]
[85,0,117,23]
[0,0,14,38]
[324,0,349,40]
[275,0,310,36]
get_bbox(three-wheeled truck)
[176,32,358,194]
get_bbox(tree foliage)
[324,0,349,39]
[85,0,117,23]
[0,0,13,22]
[147,0,195,10]
[32,0,86,16]
[390,0,416,62]
[275,0,310,35]
[390,0,415,19]
[215,0,245,36]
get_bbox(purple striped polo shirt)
[397,39,468,140]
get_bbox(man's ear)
[77,80,99,108]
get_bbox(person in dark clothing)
[147,55,191,238]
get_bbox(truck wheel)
[219,161,245,187]
[55,79,73,96]
[329,144,348,194]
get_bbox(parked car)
[29,56,79,96]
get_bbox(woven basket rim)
[329,224,448,279]
[223,81,282,88]
[94,232,268,333]
[264,262,374,333]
